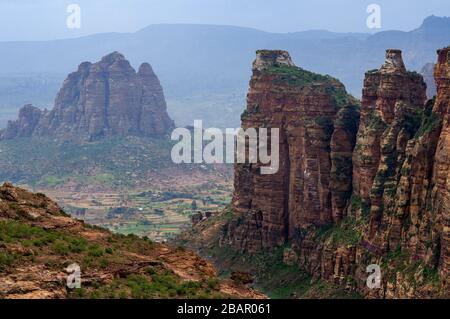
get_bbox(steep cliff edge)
[344,48,446,298]
[0,183,263,299]
[0,52,174,141]
[188,48,449,298]
[223,50,359,252]
[431,47,450,287]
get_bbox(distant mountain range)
[0,15,449,128]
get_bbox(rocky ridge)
[215,48,450,298]
[0,52,174,141]
[0,183,263,299]
[223,49,359,252]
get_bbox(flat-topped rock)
[253,50,294,71]
[380,49,407,73]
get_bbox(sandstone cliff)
[223,50,359,252]
[0,104,42,140]
[0,183,263,299]
[218,48,450,298]
[0,52,174,140]
[431,47,450,288]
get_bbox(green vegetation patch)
[350,195,370,219]
[0,251,17,272]
[326,87,359,110]
[381,245,442,290]
[366,111,386,131]
[70,270,225,299]
[241,104,261,120]
[0,220,110,272]
[316,216,363,246]
[264,64,358,110]
[335,104,361,135]
[0,136,176,188]
[1,218,229,298]
[314,116,335,139]
[265,64,336,88]
[401,98,441,139]
[205,238,361,299]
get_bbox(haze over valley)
[0,16,450,129]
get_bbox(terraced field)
[0,136,233,242]
[38,178,232,242]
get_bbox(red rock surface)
[224,50,359,252]
[222,48,450,298]
[352,49,427,204]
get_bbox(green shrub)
[127,275,158,299]
[145,266,157,275]
[0,252,17,272]
[423,266,440,288]
[99,258,109,269]
[206,278,220,290]
[0,220,40,240]
[350,196,370,218]
[416,112,442,137]
[68,238,88,253]
[366,112,386,130]
[52,240,70,255]
[88,244,104,257]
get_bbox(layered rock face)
[431,47,450,287]
[223,50,359,252]
[0,52,174,140]
[345,49,447,297]
[222,48,450,298]
[352,49,428,235]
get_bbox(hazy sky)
[0,0,449,41]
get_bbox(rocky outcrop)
[0,104,42,140]
[430,47,450,288]
[0,52,174,140]
[223,50,359,252]
[0,183,264,299]
[352,49,428,235]
[219,48,450,298]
